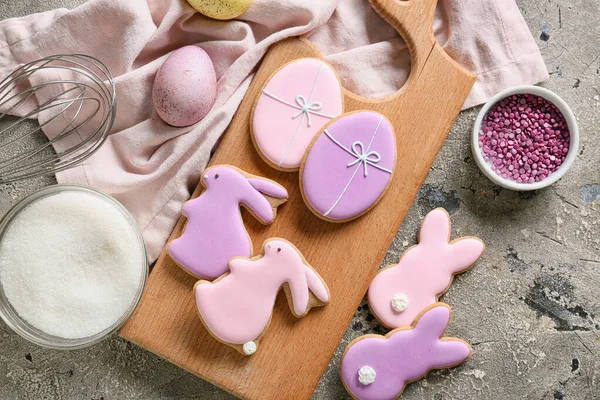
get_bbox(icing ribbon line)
[261,91,335,128]
[322,116,392,217]
[324,132,393,177]
[345,141,392,177]
[291,95,326,127]
[261,61,336,167]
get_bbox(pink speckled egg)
[153,46,217,127]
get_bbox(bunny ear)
[414,304,451,338]
[247,178,288,199]
[448,238,485,274]
[433,339,472,369]
[419,208,451,245]
[304,265,329,303]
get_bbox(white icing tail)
[242,341,257,355]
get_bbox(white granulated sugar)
[0,191,144,339]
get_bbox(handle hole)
[308,0,429,99]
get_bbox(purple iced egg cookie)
[300,111,396,222]
[153,46,217,127]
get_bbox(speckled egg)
[300,111,396,222]
[187,0,253,20]
[153,46,217,127]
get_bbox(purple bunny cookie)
[168,165,288,280]
[340,303,471,400]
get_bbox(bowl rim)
[471,85,579,191]
[0,184,148,350]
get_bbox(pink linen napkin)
[311,0,549,109]
[0,0,548,262]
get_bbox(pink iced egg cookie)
[300,111,396,222]
[252,58,343,170]
[153,46,217,127]
[340,304,471,400]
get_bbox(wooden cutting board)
[120,0,475,398]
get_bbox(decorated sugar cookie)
[195,239,330,355]
[340,303,471,400]
[187,0,253,20]
[368,208,484,329]
[168,165,288,280]
[300,111,396,222]
[252,58,344,171]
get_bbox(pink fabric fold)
[0,0,548,262]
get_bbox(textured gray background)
[0,0,599,399]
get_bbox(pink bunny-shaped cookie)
[168,165,288,280]
[340,303,471,400]
[368,208,484,328]
[194,239,329,355]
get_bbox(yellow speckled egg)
[187,0,253,20]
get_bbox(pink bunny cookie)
[168,165,288,280]
[340,303,472,400]
[368,208,484,329]
[194,238,330,355]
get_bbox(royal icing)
[242,341,257,355]
[194,239,329,355]
[358,366,377,385]
[368,208,484,328]
[340,304,472,400]
[168,166,288,280]
[390,293,409,312]
[252,58,343,170]
[301,111,395,221]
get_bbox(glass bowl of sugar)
[0,185,148,349]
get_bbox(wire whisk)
[0,54,116,184]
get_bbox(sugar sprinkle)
[479,93,570,183]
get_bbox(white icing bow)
[261,90,335,128]
[323,130,394,179]
[346,141,384,177]
[291,95,324,127]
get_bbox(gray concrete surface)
[0,0,599,399]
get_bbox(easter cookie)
[340,303,472,400]
[194,239,330,355]
[300,111,396,222]
[368,208,484,329]
[153,46,217,127]
[167,165,288,280]
[252,58,344,171]
[187,0,252,20]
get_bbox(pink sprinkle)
[479,93,570,184]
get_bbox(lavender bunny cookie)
[341,303,471,400]
[168,165,288,280]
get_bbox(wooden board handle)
[369,0,438,70]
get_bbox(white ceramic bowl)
[471,85,579,191]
